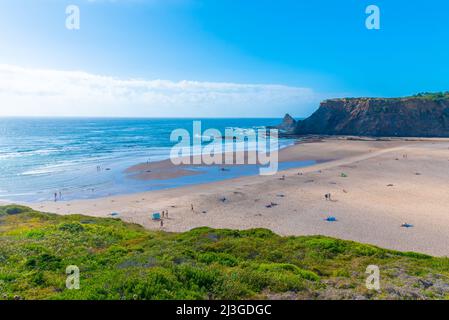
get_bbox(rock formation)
[274,113,297,133]
[281,94,449,137]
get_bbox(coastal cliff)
[285,93,449,137]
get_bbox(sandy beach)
[27,137,449,256]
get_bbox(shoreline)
[13,136,449,256]
[123,135,423,182]
[124,139,323,182]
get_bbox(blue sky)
[0,0,448,117]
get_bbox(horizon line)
[0,115,290,119]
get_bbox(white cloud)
[0,64,320,117]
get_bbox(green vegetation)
[0,205,448,300]
[342,92,449,102]
[412,92,449,101]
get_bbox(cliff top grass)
[411,92,449,100]
[0,205,448,300]
[333,92,449,102]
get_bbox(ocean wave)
[21,167,65,176]
[0,148,59,159]
[19,159,87,176]
[0,118,283,202]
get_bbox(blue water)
[0,118,310,202]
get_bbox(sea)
[0,118,313,202]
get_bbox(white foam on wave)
[0,148,64,160]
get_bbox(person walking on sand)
[54,192,57,202]
[191,204,194,212]
[160,219,164,228]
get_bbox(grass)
[341,92,449,102]
[411,92,449,101]
[0,205,448,300]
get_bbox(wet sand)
[125,137,372,180]
[27,137,449,256]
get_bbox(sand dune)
[28,138,449,256]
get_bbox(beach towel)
[401,223,413,228]
[152,212,161,220]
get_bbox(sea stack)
[274,113,297,133]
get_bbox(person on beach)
[166,210,168,218]
[191,204,194,212]
[160,219,164,228]
[59,191,62,200]
[54,192,57,202]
